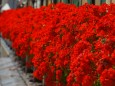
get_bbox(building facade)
[44,0,115,6]
[0,0,115,9]
[30,0,115,8]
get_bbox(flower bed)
[0,3,115,86]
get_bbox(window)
[87,0,95,4]
[101,0,106,4]
[0,0,2,5]
[92,0,95,4]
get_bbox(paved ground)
[0,57,26,86]
[0,37,27,86]
[0,37,43,86]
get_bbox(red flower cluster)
[100,68,115,86]
[0,3,115,86]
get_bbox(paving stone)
[0,63,15,70]
[0,58,12,64]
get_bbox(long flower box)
[0,3,115,86]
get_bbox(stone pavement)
[0,37,27,86]
[0,37,43,86]
[0,57,27,86]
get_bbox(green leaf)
[93,79,101,86]
[112,65,115,69]
[101,38,106,44]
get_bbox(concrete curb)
[0,37,13,57]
